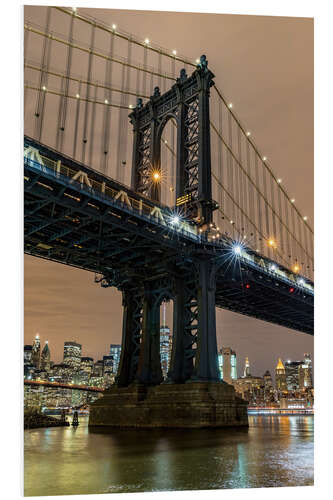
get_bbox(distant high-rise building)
[160,325,172,379]
[109,344,121,375]
[31,334,41,369]
[299,353,313,389]
[263,370,274,403]
[81,357,94,377]
[218,347,237,384]
[284,360,302,391]
[263,370,273,388]
[103,355,114,376]
[243,357,250,377]
[93,359,104,377]
[275,358,287,392]
[24,345,33,365]
[40,341,51,372]
[63,341,82,371]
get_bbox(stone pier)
[89,381,248,428]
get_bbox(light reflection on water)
[24,415,314,496]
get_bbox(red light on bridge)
[289,287,294,293]
[245,284,250,289]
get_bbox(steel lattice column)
[116,286,144,387]
[193,259,220,381]
[136,284,164,385]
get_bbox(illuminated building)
[160,324,172,379]
[31,334,41,369]
[275,358,287,393]
[81,357,94,377]
[263,370,275,403]
[243,357,250,377]
[109,344,121,375]
[284,359,302,391]
[233,375,264,404]
[24,345,33,365]
[63,341,82,371]
[299,353,313,389]
[51,363,72,383]
[103,355,115,387]
[93,360,104,377]
[40,341,51,372]
[218,347,237,384]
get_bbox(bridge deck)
[24,137,313,335]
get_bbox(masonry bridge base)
[88,382,248,429]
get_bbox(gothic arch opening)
[157,114,178,207]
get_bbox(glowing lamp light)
[112,24,117,30]
[268,238,276,248]
[277,178,282,183]
[76,93,80,99]
[144,38,150,44]
[104,99,109,104]
[245,284,250,289]
[171,215,180,225]
[289,287,294,293]
[293,264,300,273]
[172,50,177,55]
[152,171,161,182]
[270,264,277,272]
[129,104,134,109]
[228,103,233,109]
[42,85,46,91]
[303,216,308,221]
[262,156,267,161]
[246,131,251,137]
[291,198,295,203]
[233,245,242,256]
[298,279,305,286]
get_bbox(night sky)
[24,6,314,378]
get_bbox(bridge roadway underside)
[24,141,313,336]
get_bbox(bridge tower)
[130,54,218,225]
[89,57,248,428]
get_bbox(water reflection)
[24,416,314,496]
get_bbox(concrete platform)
[89,381,248,428]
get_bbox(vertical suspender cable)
[34,6,52,142]
[101,32,114,174]
[88,84,98,167]
[81,22,96,165]
[57,11,74,153]
[73,81,82,159]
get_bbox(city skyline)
[24,328,312,381]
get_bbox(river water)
[24,415,314,496]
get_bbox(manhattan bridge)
[24,6,313,393]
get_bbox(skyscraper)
[160,325,172,379]
[275,358,287,392]
[40,341,51,372]
[109,344,121,375]
[218,347,237,384]
[243,357,250,377]
[284,360,302,391]
[299,353,313,389]
[31,334,41,369]
[63,341,82,371]
[81,357,94,377]
[24,345,33,365]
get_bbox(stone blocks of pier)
[88,381,248,428]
